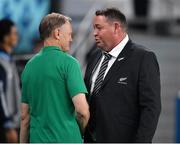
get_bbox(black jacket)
[84,40,161,142]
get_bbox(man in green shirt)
[20,13,90,143]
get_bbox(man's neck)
[107,33,127,52]
[115,33,127,47]
[43,38,60,48]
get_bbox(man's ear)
[54,28,61,40]
[113,22,121,34]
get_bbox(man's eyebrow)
[94,24,101,27]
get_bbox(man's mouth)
[95,39,101,44]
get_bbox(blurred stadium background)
[0,0,180,142]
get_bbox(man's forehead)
[9,26,17,33]
[93,15,106,21]
[93,15,109,25]
[11,26,17,30]
[61,22,72,29]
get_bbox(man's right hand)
[6,129,18,143]
[72,93,90,134]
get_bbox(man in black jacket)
[84,8,161,143]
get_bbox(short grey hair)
[39,13,71,40]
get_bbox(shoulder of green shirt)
[62,53,81,66]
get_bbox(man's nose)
[93,29,98,37]
[70,36,72,42]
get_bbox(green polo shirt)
[21,46,87,143]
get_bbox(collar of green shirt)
[42,46,62,52]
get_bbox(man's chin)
[96,43,103,48]
[96,44,108,51]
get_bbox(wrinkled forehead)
[61,21,72,33]
[93,15,112,27]
[93,15,107,24]
[67,22,72,32]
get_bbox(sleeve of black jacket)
[135,51,161,142]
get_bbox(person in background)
[84,8,161,142]
[0,19,20,143]
[20,13,89,143]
